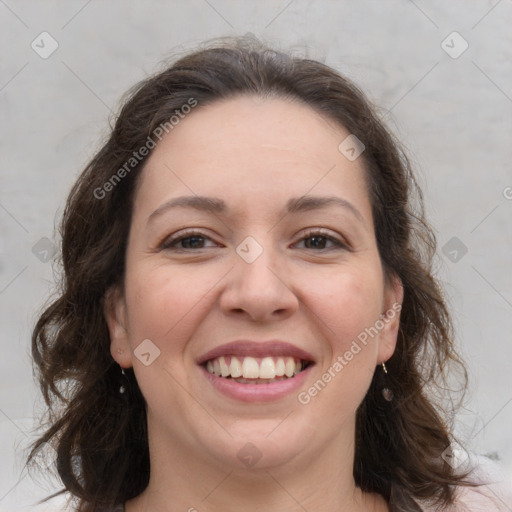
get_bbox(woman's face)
[107,95,402,472]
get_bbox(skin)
[106,95,403,512]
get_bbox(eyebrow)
[285,195,365,224]
[147,194,365,225]
[148,196,226,224]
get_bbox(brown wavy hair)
[28,36,472,511]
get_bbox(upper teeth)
[205,356,303,379]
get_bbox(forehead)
[149,95,348,167]
[133,95,371,222]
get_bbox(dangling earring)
[381,362,394,402]
[118,367,129,402]
[119,368,127,394]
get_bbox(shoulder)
[412,456,512,512]
[450,486,510,511]
[450,456,512,512]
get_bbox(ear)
[104,285,132,368]
[377,275,404,364]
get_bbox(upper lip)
[196,340,315,365]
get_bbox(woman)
[28,36,505,511]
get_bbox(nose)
[219,244,299,323]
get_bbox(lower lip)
[200,365,314,403]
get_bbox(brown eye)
[303,236,333,249]
[294,230,346,251]
[161,231,218,250]
[177,235,207,249]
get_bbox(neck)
[126,414,388,512]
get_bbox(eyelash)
[160,228,348,252]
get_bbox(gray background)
[1,1,511,510]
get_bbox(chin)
[196,418,316,472]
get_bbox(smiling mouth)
[204,355,313,384]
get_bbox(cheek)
[122,264,221,425]
[299,262,384,351]
[123,262,220,353]
[295,261,384,413]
